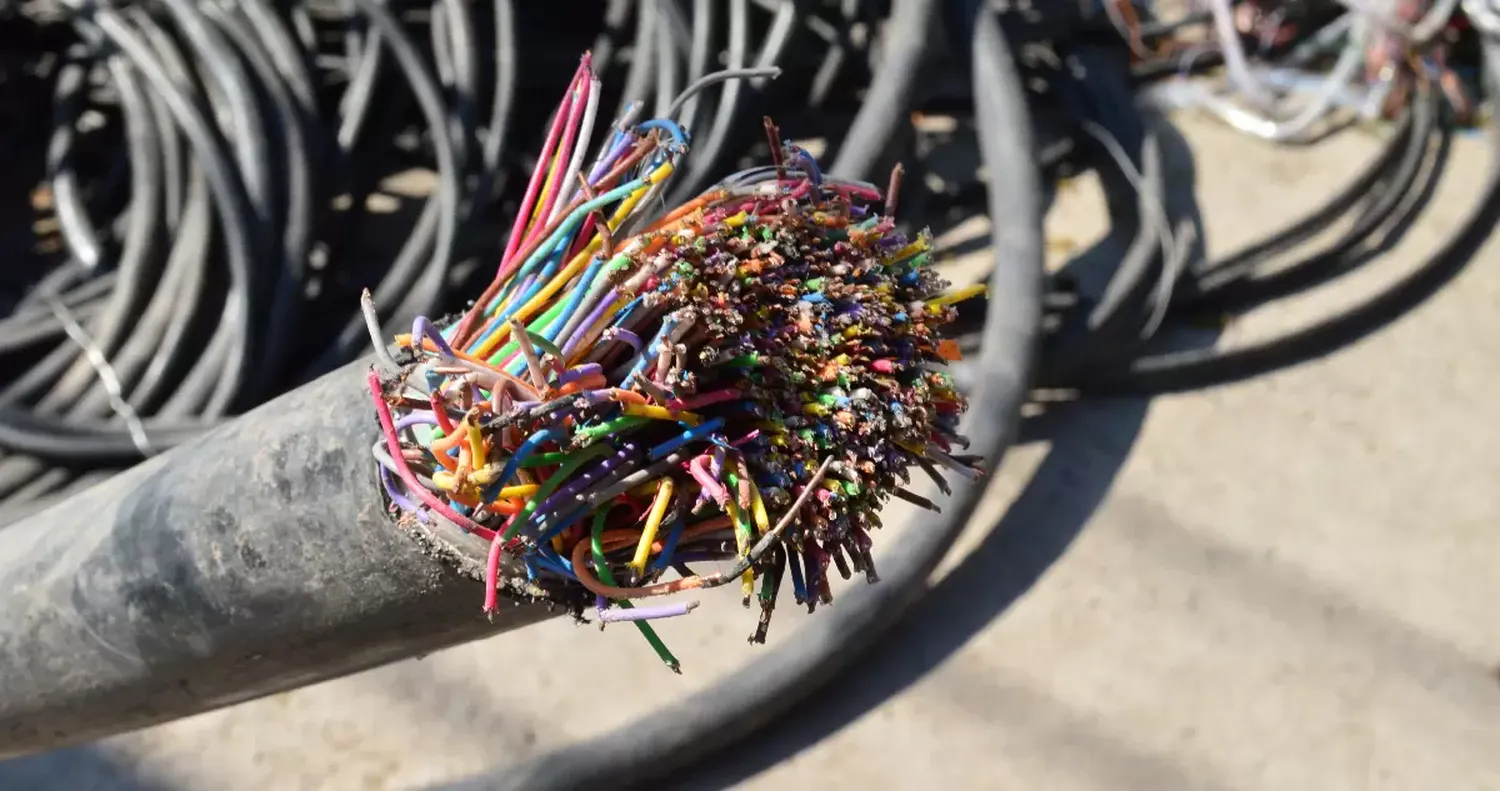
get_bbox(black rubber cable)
[1078,57,1500,394]
[827,0,935,180]
[1182,93,1437,313]
[1182,103,1421,295]
[0,0,526,503]
[306,0,464,377]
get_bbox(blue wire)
[787,547,808,603]
[638,118,690,147]
[480,426,560,504]
[786,143,823,187]
[624,317,677,381]
[532,552,574,579]
[546,255,606,344]
[536,544,575,578]
[649,417,725,461]
[468,178,648,354]
[532,504,592,546]
[649,518,687,573]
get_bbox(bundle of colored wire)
[368,59,986,670]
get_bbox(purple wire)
[608,328,643,350]
[411,315,455,357]
[558,363,603,384]
[528,443,638,530]
[561,286,621,357]
[395,411,439,432]
[579,388,618,405]
[597,601,697,623]
[586,135,636,184]
[379,466,430,523]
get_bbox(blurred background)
[2,0,1499,788]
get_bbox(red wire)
[367,370,500,561]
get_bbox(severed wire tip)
[360,289,399,372]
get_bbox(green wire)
[501,444,610,541]
[524,329,565,360]
[577,414,649,442]
[488,299,569,365]
[521,450,575,467]
[591,509,681,671]
[725,471,754,553]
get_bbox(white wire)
[46,294,156,457]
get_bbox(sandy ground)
[3,111,1498,790]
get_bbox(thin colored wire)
[630,477,674,575]
[590,509,686,672]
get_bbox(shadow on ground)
[673,393,1150,789]
[0,745,171,791]
[669,111,1210,789]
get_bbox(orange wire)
[557,374,608,395]
[643,189,726,232]
[572,538,708,599]
[596,514,731,552]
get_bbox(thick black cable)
[1182,93,1437,313]
[1078,55,1500,394]
[827,0,935,180]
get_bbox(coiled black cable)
[1079,76,1499,394]
[0,0,524,512]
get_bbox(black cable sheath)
[0,362,551,757]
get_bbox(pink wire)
[496,60,588,274]
[522,74,591,251]
[367,370,499,550]
[729,429,760,447]
[685,454,730,506]
[483,509,524,613]
[666,388,741,410]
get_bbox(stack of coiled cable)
[941,0,1499,399]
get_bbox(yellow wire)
[622,404,702,426]
[928,283,988,308]
[630,478,674,575]
[891,240,927,260]
[725,497,755,598]
[465,422,486,468]
[748,477,771,535]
